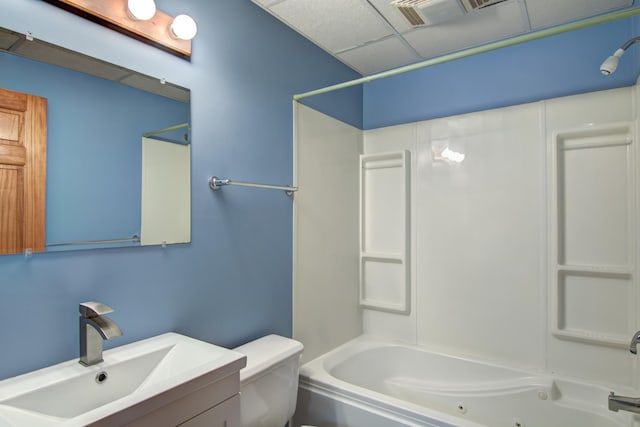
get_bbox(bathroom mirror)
[0,27,191,255]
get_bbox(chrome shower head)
[600,48,624,75]
[601,37,640,76]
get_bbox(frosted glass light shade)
[171,15,198,40]
[128,0,156,20]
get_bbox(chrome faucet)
[630,330,640,354]
[608,330,640,414]
[79,301,123,366]
[609,392,640,414]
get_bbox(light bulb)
[171,15,197,40]
[128,0,156,21]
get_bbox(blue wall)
[1,51,189,247]
[364,15,640,129]
[0,0,361,380]
[3,0,638,382]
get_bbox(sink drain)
[95,371,108,384]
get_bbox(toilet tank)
[234,335,304,427]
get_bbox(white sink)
[0,333,246,426]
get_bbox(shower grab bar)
[47,236,140,247]
[209,176,297,196]
[143,122,189,138]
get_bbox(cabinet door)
[179,394,240,427]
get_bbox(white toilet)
[234,334,304,427]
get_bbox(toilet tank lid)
[235,334,304,383]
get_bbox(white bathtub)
[293,336,634,427]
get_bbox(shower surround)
[293,83,640,425]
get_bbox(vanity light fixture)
[44,0,197,59]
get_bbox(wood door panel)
[0,109,21,142]
[0,167,23,254]
[0,144,26,166]
[0,89,27,112]
[23,94,47,252]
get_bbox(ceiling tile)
[367,0,414,33]
[403,0,528,58]
[0,31,19,50]
[525,0,633,30]
[337,36,421,75]
[12,41,133,82]
[119,74,190,103]
[270,0,393,52]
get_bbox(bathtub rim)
[297,378,477,427]
[302,334,639,393]
[298,334,633,427]
[299,335,509,427]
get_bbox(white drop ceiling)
[252,0,634,75]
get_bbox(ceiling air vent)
[459,0,506,12]
[392,0,506,27]
[394,1,427,26]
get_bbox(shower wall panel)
[293,103,362,364]
[361,85,638,388]
[545,87,636,387]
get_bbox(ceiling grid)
[252,0,633,75]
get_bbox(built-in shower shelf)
[360,252,403,260]
[359,151,411,314]
[555,264,634,275]
[548,122,636,348]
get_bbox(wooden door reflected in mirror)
[0,87,47,255]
